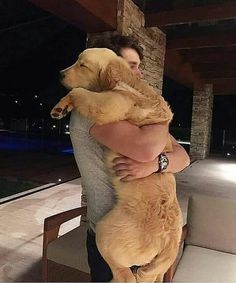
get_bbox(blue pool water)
[0,131,73,154]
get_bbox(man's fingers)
[113,163,130,171]
[113,156,131,165]
[121,175,135,182]
[115,170,128,177]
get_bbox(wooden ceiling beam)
[192,62,236,72]
[214,82,236,95]
[201,70,236,79]
[214,90,236,95]
[180,46,236,55]
[145,1,236,27]
[29,0,118,32]
[167,32,236,50]
[181,51,236,64]
[205,78,236,85]
[212,78,236,95]
[164,50,203,89]
[165,52,236,95]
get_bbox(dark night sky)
[163,78,236,131]
[0,14,86,118]
[0,0,236,131]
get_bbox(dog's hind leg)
[102,256,136,283]
[112,267,136,283]
[136,241,179,283]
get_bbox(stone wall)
[87,0,166,93]
[190,84,213,159]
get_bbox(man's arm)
[90,121,168,162]
[164,135,190,173]
[112,135,190,181]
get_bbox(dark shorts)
[86,229,113,282]
[86,229,139,282]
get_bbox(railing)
[0,117,73,154]
[211,129,236,156]
[170,127,236,157]
[8,117,71,136]
[170,127,191,153]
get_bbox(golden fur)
[51,48,183,282]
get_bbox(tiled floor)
[176,157,236,223]
[0,179,82,282]
[1,157,236,282]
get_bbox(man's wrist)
[155,153,169,173]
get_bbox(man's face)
[120,47,144,79]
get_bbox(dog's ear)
[99,57,135,89]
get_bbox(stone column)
[190,84,213,159]
[87,0,166,92]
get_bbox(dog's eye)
[80,64,86,68]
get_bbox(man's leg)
[86,229,113,282]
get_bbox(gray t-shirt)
[69,110,116,231]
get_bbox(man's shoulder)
[70,110,94,131]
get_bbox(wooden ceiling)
[29,0,236,95]
[144,0,236,95]
[29,0,118,32]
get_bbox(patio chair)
[42,204,187,282]
[164,194,236,282]
[42,206,90,282]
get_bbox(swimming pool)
[0,131,79,201]
[0,131,73,154]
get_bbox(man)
[69,35,190,282]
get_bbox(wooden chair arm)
[164,224,188,282]
[43,206,87,259]
[42,206,87,281]
[44,206,87,232]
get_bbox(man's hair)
[90,34,143,61]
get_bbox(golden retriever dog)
[51,48,183,282]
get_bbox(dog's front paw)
[50,105,68,119]
[50,99,73,119]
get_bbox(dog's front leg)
[50,94,74,119]
[70,88,134,125]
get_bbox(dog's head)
[60,48,135,91]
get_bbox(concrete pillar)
[190,84,214,159]
[87,0,166,92]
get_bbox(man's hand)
[112,156,158,182]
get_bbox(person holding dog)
[69,35,190,282]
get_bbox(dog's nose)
[59,71,65,80]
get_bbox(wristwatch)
[155,153,169,173]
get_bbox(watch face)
[161,160,168,169]
[160,154,169,170]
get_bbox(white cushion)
[47,222,90,273]
[186,195,236,254]
[173,245,236,282]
